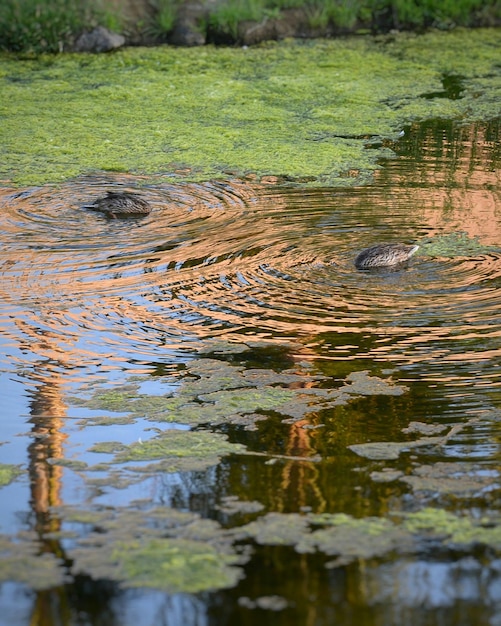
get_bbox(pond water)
[0,118,500,626]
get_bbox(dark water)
[0,119,500,625]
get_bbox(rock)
[74,26,125,53]
[169,3,207,46]
[238,8,331,46]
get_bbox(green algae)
[0,463,23,486]
[297,517,414,558]
[47,458,88,470]
[2,502,499,591]
[239,508,501,563]
[112,538,242,591]
[400,461,499,494]
[77,415,137,426]
[0,533,65,589]
[1,29,500,186]
[215,495,265,515]
[340,370,408,396]
[111,429,243,464]
[70,385,143,412]
[71,359,407,432]
[238,595,289,610]
[419,231,501,257]
[89,441,128,454]
[241,512,311,545]
[240,512,413,560]
[403,508,501,547]
[348,437,443,460]
[59,505,247,592]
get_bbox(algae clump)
[0,463,23,487]
[62,505,247,592]
[113,538,243,592]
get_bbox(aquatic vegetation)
[348,437,443,460]
[72,361,407,432]
[419,231,500,257]
[400,461,500,495]
[0,534,65,589]
[62,505,248,592]
[402,508,501,547]
[215,495,265,515]
[110,430,244,464]
[112,537,243,591]
[341,370,408,396]
[2,502,499,592]
[240,507,501,562]
[0,29,500,186]
[0,463,23,486]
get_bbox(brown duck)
[355,243,419,269]
[86,191,152,218]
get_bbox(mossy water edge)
[0,29,500,186]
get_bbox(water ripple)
[1,122,501,385]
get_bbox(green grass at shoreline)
[1,0,500,53]
[0,29,500,187]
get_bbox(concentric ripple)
[1,121,501,388]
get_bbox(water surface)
[0,118,500,625]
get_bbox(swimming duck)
[86,191,152,218]
[355,243,419,269]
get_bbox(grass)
[0,0,499,52]
[145,0,179,40]
[0,0,121,54]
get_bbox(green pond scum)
[2,504,499,592]
[418,231,501,257]
[0,463,23,486]
[0,29,500,186]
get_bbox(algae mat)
[0,29,500,186]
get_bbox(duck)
[355,243,419,269]
[85,191,152,218]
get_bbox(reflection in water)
[1,123,500,380]
[0,119,500,625]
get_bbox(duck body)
[86,191,152,218]
[355,243,419,269]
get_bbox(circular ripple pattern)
[1,123,501,387]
